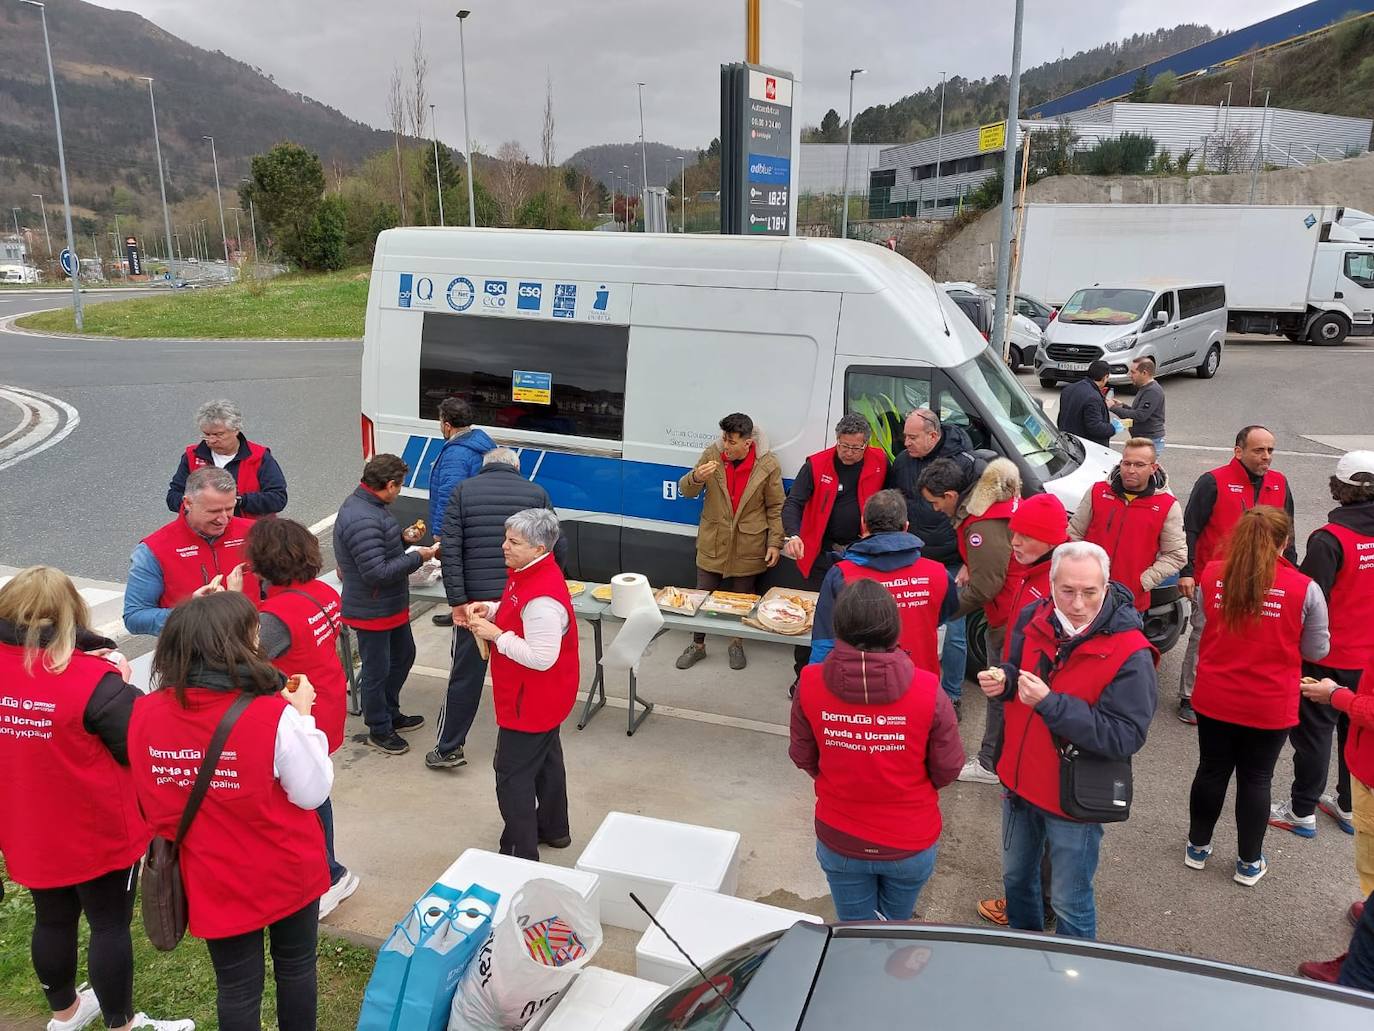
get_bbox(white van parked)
[1035,279,1227,387]
[361,228,1118,586]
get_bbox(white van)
[1035,280,1227,387]
[361,228,1118,585]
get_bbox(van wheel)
[1038,375,1057,389]
[1307,313,1350,346]
[1283,331,1303,343]
[1196,346,1221,379]
[1005,345,1023,371]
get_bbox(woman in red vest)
[247,518,358,920]
[1186,507,1330,887]
[789,579,965,920]
[165,398,288,520]
[129,593,332,1031]
[0,567,190,1031]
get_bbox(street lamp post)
[31,195,51,256]
[113,213,121,273]
[228,207,243,255]
[678,155,686,233]
[456,11,477,228]
[1249,87,1272,204]
[203,135,231,263]
[933,71,947,216]
[21,1,82,326]
[989,0,1025,362]
[430,103,446,227]
[240,178,260,262]
[841,68,866,241]
[11,207,20,238]
[637,82,649,231]
[142,76,175,275]
[623,166,632,228]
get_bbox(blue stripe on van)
[400,435,429,487]
[412,437,447,491]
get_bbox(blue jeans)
[815,839,938,922]
[315,797,347,885]
[1002,793,1103,940]
[1152,437,1165,455]
[939,562,967,701]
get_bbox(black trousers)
[205,900,319,1031]
[1188,713,1289,863]
[354,622,416,737]
[436,623,491,755]
[494,726,569,861]
[1287,664,1360,816]
[29,862,139,1028]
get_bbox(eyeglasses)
[835,442,868,453]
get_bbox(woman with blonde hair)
[0,566,191,1031]
[1186,508,1330,887]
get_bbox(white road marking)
[0,385,80,472]
[309,512,338,535]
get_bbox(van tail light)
[360,414,375,460]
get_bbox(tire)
[1006,345,1023,371]
[963,610,990,681]
[1307,313,1350,346]
[1195,345,1221,379]
[1283,331,1303,343]
[1039,376,1057,389]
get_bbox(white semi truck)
[1018,203,1374,345]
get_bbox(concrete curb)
[0,312,358,343]
[322,925,384,952]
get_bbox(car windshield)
[1057,288,1154,325]
[632,936,778,1030]
[953,350,1074,477]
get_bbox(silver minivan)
[1035,280,1227,387]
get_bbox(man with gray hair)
[126,467,261,635]
[976,540,1158,940]
[166,399,287,519]
[430,447,564,769]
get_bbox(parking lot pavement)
[326,603,1357,977]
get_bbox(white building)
[798,143,892,196]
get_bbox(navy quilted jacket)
[333,485,423,621]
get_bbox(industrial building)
[797,143,891,196]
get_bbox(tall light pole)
[429,103,446,227]
[623,166,632,228]
[841,68,865,241]
[678,155,686,233]
[31,194,51,256]
[113,212,121,273]
[636,82,649,231]
[1249,87,1272,204]
[228,207,243,255]
[456,11,477,228]
[11,207,20,238]
[989,0,1025,362]
[21,1,82,326]
[141,76,175,273]
[240,178,260,262]
[203,135,230,263]
[933,71,947,216]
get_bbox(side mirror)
[1151,310,1169,327]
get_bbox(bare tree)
[574,170,600,221]
[540,74,558,227]
[493,141,531,226]
[386,64,407,222]
[409,26,431,225]
[1210,127,1254,174]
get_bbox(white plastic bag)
[448,879,602,1031]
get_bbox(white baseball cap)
[1334,450,1374,485]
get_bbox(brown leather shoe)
[675,644,706,669]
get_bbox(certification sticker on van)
[512,370,553,405]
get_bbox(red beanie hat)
[1009,493,1069,546]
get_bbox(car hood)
[1045,319,1139,346]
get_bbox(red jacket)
[1334,658,1374,786]
[489,555,579,732]
[186,441,267,519]
[1321,522,1374,670]
[128,687,329,939]
[796,447,887,579]
[999,557,1052,660]
[1080,481,1176,611]
[142,514,261,609]
[1192,558,1310,730]
[836,556,948,674]
[0,647,148,888]
[1194,459,1288,574]
[260,581,347,753]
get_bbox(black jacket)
[885,424,974,565]
[1056,378,1114,447]
[439,464,565,605]
[1110,380,1165,439]
[1181,465,1297,576]
[166,433,288,518]
[332,485,422,621]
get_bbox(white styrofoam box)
[524,967,664,1031]
[575,812,742,931]
[634,884,822,985]
[437,848,601,926]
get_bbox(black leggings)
[205,900,319,1031]
[29,862,139,1028]
[1188,713,1289,863]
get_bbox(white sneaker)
[1268,799,1317,838]
[957,758,1000,785]
[318,869,361,920]
[130,1014,195,1031]
[47,985,100,1031]
[1318,792,1356,834]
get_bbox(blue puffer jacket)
[428,429,497,533]
[333,485,423,622]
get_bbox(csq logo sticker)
[517,282,542,311]
[482,280,508,308]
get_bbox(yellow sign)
[978,121,1007,152]
[512,370,552,405]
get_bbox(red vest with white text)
[1194,460,1287,573]
[1321,523,1374,670]
[142,514,260,610]
[260,581,347,753]
[796,447,888,579]
[1082,481,1176,610]
[489,555,580,732]
[837,556,948,674]
[1000,559,1052,660]
[186,441,268,520]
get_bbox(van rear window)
[419,312,629,440]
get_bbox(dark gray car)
[1016,292,1056,330]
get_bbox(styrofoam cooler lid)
[437,848,600,924]
[637,884,822,969]
[576,812,741,887]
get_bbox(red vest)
[1321,523,1374,670]
[999,559,1052,659]
[489,555,580,732]
[128,687,329,939]
[1194,460,1288,574]
[1192,558,1310,730]
[998,603,1152,818]
[796,447,888,579]
[796,662,942,852]
[1346,659,1374,787]
[143,514,261,611]
[260,581,347,753]
[186,441,268,520]
[1082,482,1176,611]
[837,557,948,675]
[0,647,147,888]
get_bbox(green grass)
[1,868,377,1030]
[15,268,370,338]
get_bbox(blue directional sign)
[59,248,76,277]
[164,271,173,281]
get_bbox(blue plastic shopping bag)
[398,883,501,1031]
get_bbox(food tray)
[591,584,613,603]
[699,591,760,619]
[566,580,586,597]
[752,588,818,635]
[655,586,708,616]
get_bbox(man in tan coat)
[676,412,785,670]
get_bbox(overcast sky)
[90,0,1298,157]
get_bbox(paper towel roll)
[609,572,655,619]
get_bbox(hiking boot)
[1184,841,1213,870]
[1297,955,1346,983]
[368,732,409,756]
[728,641,747,670]
[318,870,360,919]
[1351,901,1366,928]
[1319,793,1355,835]
[1177,699,1198,725]
[1234,856,1268,887]
[675,644,706,670]
[392,713,426,734]
[425,746,466,769]
[957,758,1000,785]
[977,898,1008,926]
[1269,800,1317,839]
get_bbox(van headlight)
[1104,334,1137,353]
